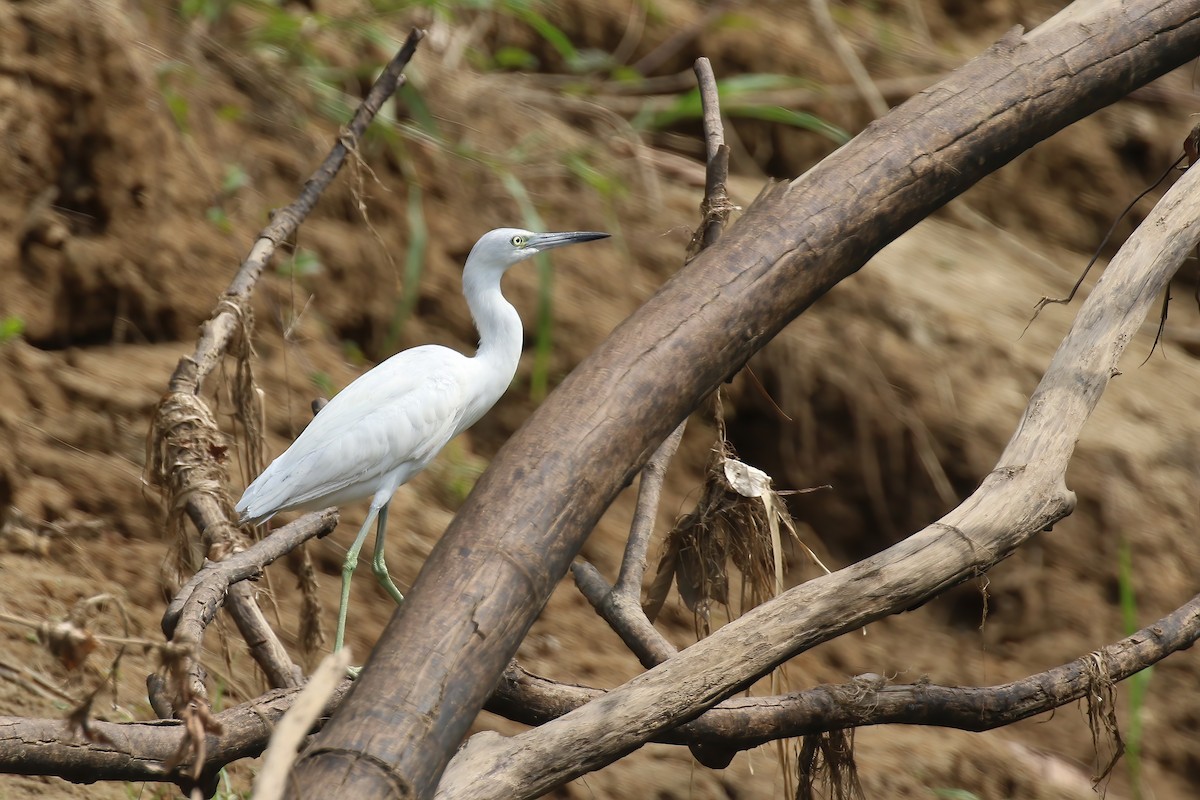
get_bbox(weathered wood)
[289,2,1200,797]
[436,146,1200,800]
[485,590,1200,744]
[4,585,1198,790]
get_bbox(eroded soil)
[3,1,1200,798]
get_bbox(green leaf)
[386,183,427,351]
[205,205,232,233]
[0,315,26,344]
[221,164,249,194]
[309,371,337,398]
[291,248,322,277]
[728,105,850,143]
[493,46,539,71]
[399,83,439,138]
[164,90,191,134]
[565,152,625,198]
[513,7,577,63]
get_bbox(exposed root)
[1083,651,1124,791]
[225,297,266,488]
[649,392,830,634]
[796,729,862,800]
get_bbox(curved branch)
[292,3,1200,798]
[5,588,1196,789]
[487,589,1200,744]
[436,70,1200,799]
[145,30,425,706]
[162,509,339,641]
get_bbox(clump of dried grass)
[644,391,830,634]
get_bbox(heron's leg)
[335,506,379,653]
[370,501,406,606]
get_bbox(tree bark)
[436,153,1200,798]
[288,2,1200,797]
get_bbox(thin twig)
[142,30,425,766]
[1025,151,1186,332]
[685,57,734,262]
[5,588,1199,790]
[808,0,888,118]
[163,510,339,641]
[254,648,353,800]
[614,421,687,599]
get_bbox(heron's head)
[468,228,610,273]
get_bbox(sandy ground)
[3,1,1200,798]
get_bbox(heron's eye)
[510,235,527,248]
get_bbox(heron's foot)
[347,664,362,680]
[371,560,406,607]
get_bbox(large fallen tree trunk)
[289,1,1200,797]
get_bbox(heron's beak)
[529,231,610,251]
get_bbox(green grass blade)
[385,183,428,352]
[1118,535,1152,799]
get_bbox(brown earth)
[2,1,1200,798]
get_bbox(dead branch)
[127,31,426,784]
[290,4,1200,798]
[4,585,1196,791]
[254,648,353,800]
[148,509,340,724]
[162,509,339,642]
[488,589,1200,745]
[571,563,676,667]
[436,50,1200,800]
[570,56,730,667]
[0,681,352,794]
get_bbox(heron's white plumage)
[236,345,483,522]
[233,227,609,651]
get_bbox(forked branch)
[291,4,1200,797]
[436,101,1200,800]
[4,586,1195,788]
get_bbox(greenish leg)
[335,506,379,653]
[371,502,406,606]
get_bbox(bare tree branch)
[162,510,338,640]
[487,589,1200,744]
[611,422,687,603]
[436,76,1200,799]
[570,562,676,667]
[0,682,351,793]
[136,30,424,775]
[7,582,1191,791]
[290,4,1200,798]
[570,55,733,668]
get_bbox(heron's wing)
[236,346,471,521]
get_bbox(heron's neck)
[464,267,523,379]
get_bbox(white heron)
[236,228,610,651]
